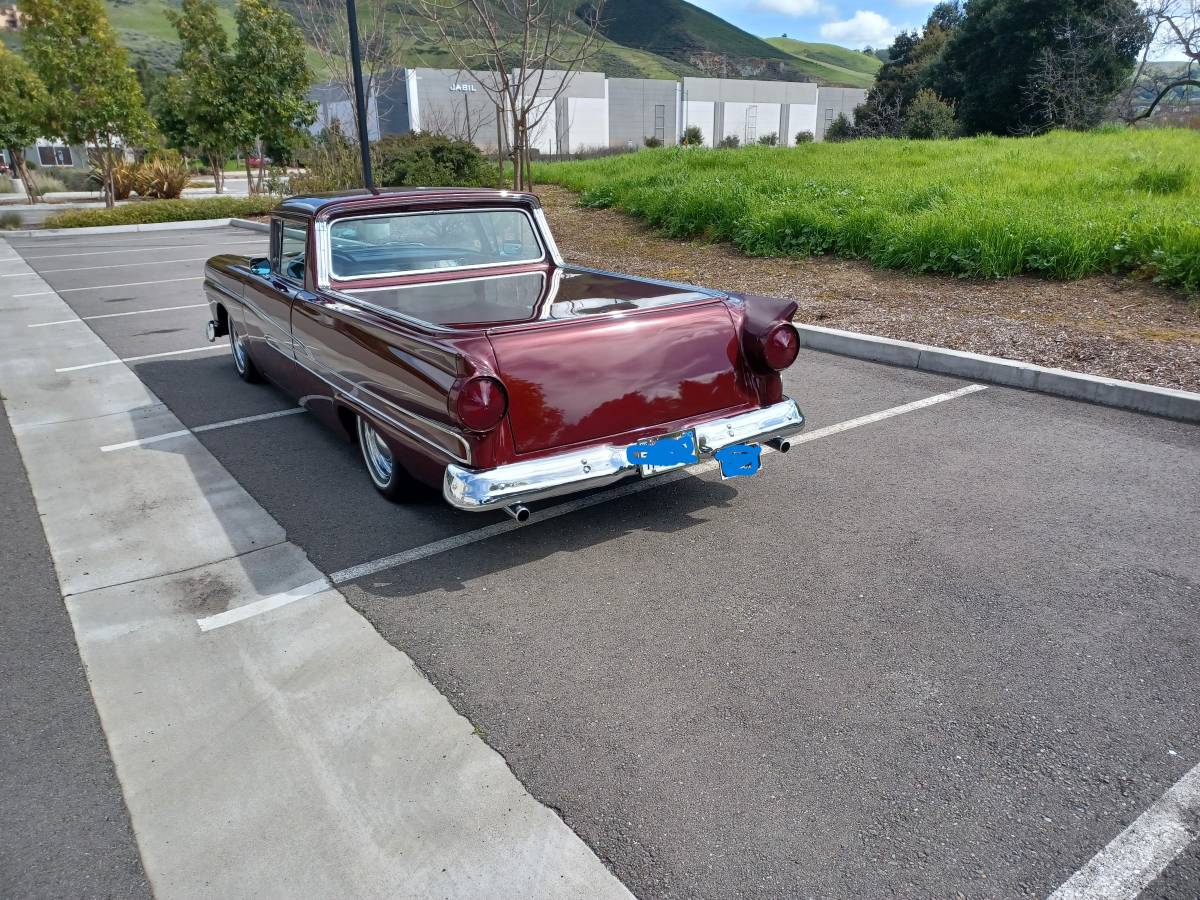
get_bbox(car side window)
[276,221,308,285]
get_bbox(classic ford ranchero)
[204,189,805,521]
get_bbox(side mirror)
[249,258,271,277]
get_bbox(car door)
[242,216,305,383]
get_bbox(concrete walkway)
[0,238,633,898]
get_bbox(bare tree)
[1115,0,1200,123]
[402,0,608,190]
[293,0,409,144]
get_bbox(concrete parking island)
[0,239,631,898]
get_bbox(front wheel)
[229,321,263,383]
[356,414,423,503]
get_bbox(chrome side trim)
[443,398,805,511]
[533,208,565,268]
[289,348,472,464]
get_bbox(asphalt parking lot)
[4,224,1199,899]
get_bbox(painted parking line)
[100,407,307,452]
[56,345,226,373]
[17,276,202,297]
[29,304,207,328]
[4,257,215,276]
[1048,759,1200,900]
[13,240,266,262]
[195,383,989,632]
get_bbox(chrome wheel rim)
[358,417,394,487]
[229,324,248,374]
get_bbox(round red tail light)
[454,376,508,432]
[761,322,800,371]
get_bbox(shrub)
[681,125,704,146]
[58,169,96,191]
[824,114,854,142]
[375,132,496,189]
[643,135,663,148]
[43,196,280,228]
[794,131,814,144]
[0,211,22,230]
[757,132,779,146]
[902,89,958,140]
[718,135,741,149]
[136,152,190,199]
[27,173,66,193]
[0,175,14,193]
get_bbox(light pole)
[346,0,374,189]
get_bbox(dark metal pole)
[346,0,374,189]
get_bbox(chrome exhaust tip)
[205,320,219,342]
[504,504,531,523]
[767,437,791,453]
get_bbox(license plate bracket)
[628,429,699,477]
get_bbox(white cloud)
[819,10,899,47]
[757,0,827,15]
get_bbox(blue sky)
[688,0,936,50]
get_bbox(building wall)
[23,142,89,171]
[788,103,818,142]
[682,77,817,147]
[815,87,867,141]
[608,78,679,149]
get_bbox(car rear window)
[329,209,544,280]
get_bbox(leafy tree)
[231,0,316,192]
[160,0,244,193]
[794,130,814,144]
[902,89,958,138]
[926,0,1147,134]
[718,134,740,148]
[0,47,49,203]
[757,132,779,146]
[680,125,704,146]
[21,0,153,207]
[854,3,962,137]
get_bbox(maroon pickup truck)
[204,189,805,521]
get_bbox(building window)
[653,104,665,142]
[745,104,758,143]
[37,145,73,167]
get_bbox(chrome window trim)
[277,219,309,289]
[323,207,546,283]
[345,269,544,294]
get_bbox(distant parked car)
[246,155,272,168]
[203,189,806,521]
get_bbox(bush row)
[43,196,280,229]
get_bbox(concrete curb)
[797,323,1200,425]
[230,218,270,233]
[3,217,262,238]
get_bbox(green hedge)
[43,196,281,229]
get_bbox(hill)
[764,37,881,88]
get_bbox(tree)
[902,88,958,137]
[794,130,814,143]
[403,0,608,191]
[1114,0,1200,123]
[293,0,408,153]
[681,124,704,146]
[926,0,1146,134]
[0,47,49,203]
[21,0,153,208]
[232,0,316,192]
[824,113,854,142]
[159,0,245,193]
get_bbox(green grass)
[535,129,1200,295]
[765,37,881,87]
[44,196,279,228]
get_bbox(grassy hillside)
[765,37,880,88]
[536,129,1200,295]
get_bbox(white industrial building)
[310,68,866,153]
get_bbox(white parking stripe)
[4,257,214,276]
[56,345,226,372]
[29,303,207,327]
[20,276,203,296]
[196,383,988,630]
[100,407,307,452]
[1047,760,1200,900]
[15,240,266,261]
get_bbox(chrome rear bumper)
[443,398,805,512]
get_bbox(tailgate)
[489,302,754,454]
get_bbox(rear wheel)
[229,321,263,383]
[356,414,423,502]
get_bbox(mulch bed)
[536,183,1200,393]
